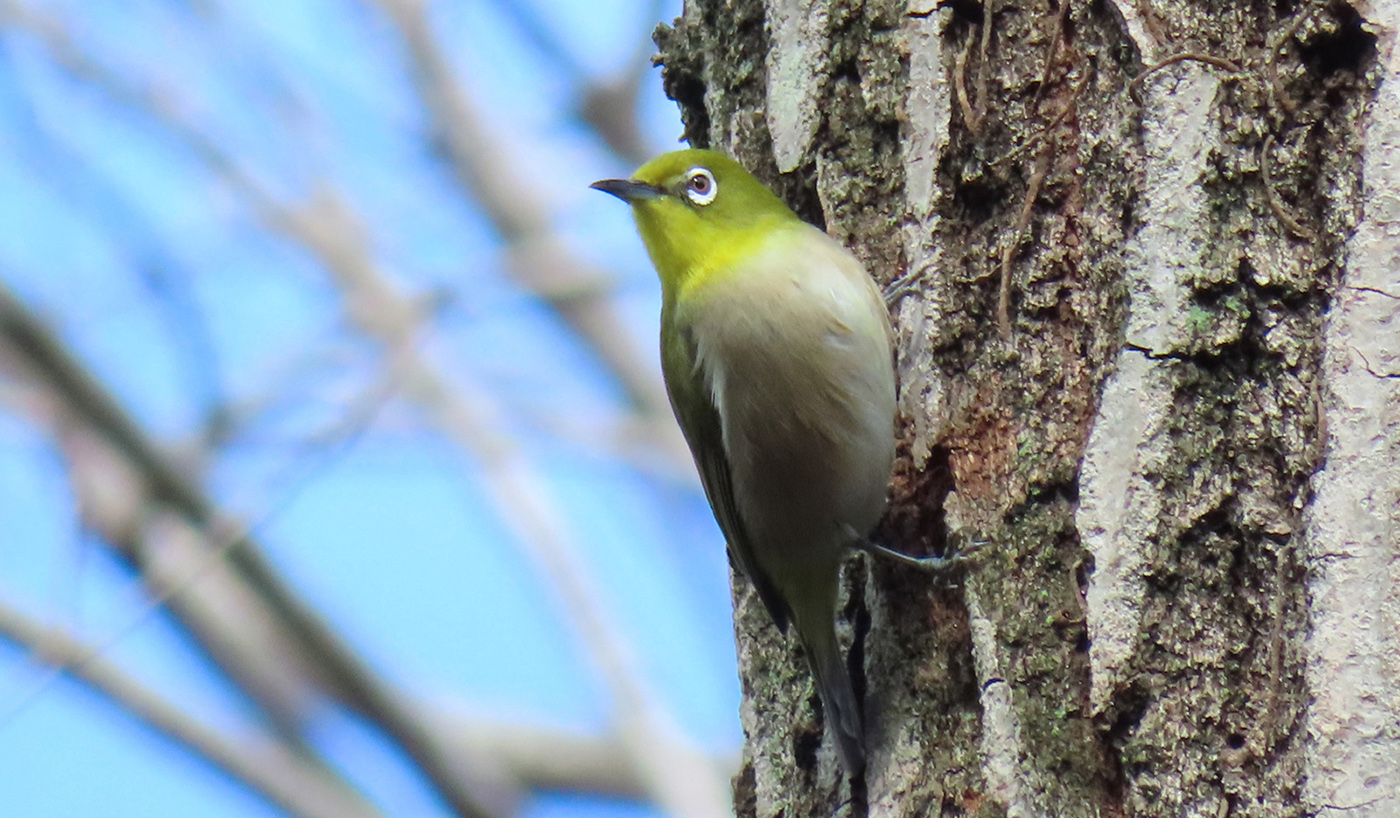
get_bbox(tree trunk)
[656,0,1399,815]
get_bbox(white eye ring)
[684,167,717,206]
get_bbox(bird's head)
[591,149,798,296]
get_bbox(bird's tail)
[798,615,865,775]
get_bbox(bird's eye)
[684,168,717,206]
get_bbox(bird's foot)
[855,534,986,574]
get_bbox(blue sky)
[0,1,735,816]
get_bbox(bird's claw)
[856,535,986,574]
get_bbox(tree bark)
[655,0,1399,815]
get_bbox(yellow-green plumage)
[592,149,895,774]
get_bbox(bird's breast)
[679,224,896,555]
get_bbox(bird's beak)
[589,178,664,203]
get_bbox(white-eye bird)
[592,149,896,773]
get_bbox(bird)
[592,148,897,773]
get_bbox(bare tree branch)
[0,599,385,818]
[0,283,319,737]
[368,0,687,467]
[275,186,733,818]
[0,279,515,818]
[2,0,690,483]
[481,0,665,164]
[0,36,227,427]
[0,8,721,817]
[453,718,740,801]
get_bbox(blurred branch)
[454,717,740,801]
[0,4,268,214]
[0,280,727,814]
[276,184,732,818]
[523,404,694,481]
[0,308,726,811]
[0,576,725,814]
[580,68,651,168]
[0,599,384,818]
[0,279,515,818]
[484,0,588,77]
[0,8,538,812]
[484,0,664,164]
[0,283,320,737]
[0,7,719,817]
[2,0,689,478]
[369,0,688,469]
[65,434,323,736]
[0,37,227,426]
[579,0,670,164]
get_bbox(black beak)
[589,178,664,203]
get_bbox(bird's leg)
[851,529,985,573]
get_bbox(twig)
[956,35,981,132]
[1042,69,1091,137]
[1129,52,1242,97]
[976,0,995,124]
[1348,285,1400,300]
[990,68,1092,170]
[1261,134,1315,241]
[0,600,385,818]
[992,55,1089,338]
[884,274,924,308]
[998,146,1052,339]
[1266,10,1311,115]
[1032,0,1072,105]
[1353,347,1400,379]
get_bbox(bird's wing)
[661,313,791,633]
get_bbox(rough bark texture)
[655,0,1397,815]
